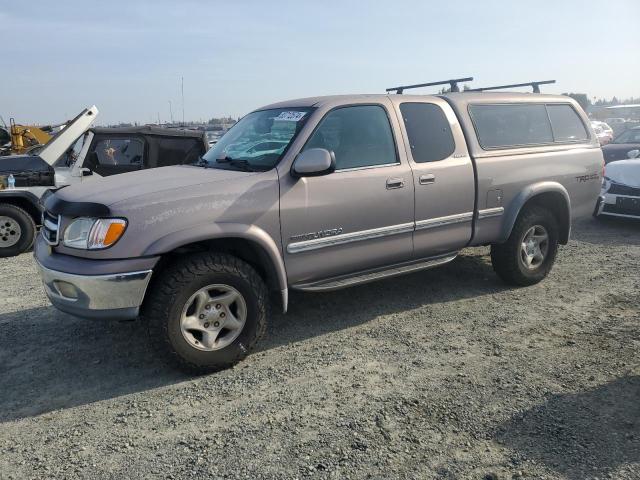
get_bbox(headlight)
[601,177,611,192]
[63,218,127,250]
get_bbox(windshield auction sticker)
[275,111,307,122]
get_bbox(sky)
[1,0,638,125]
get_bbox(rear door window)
[547,104,589,142]
[399,103,455,162]
[469,104,553,148]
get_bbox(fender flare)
[500,181,571,244]
[143,223,289,312]
[0,190,44,223]
[0,190,43,207]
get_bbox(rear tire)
[491,206,559,286]
[0,204,36,258]
[144,252,269,374]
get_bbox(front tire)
[0,204,36,258]
[490,206,559,286]
[144,253,269,374]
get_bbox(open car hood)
[606,159,640,187]
[37,106,99,165]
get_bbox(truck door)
[392,98,475,258]
[279,101,415,286]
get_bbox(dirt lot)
[0,217,638,480]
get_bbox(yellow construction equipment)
[6,117,54,155]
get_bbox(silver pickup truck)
[34,90,603,372]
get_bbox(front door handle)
[419,174,436,185]
[386,177,405,189]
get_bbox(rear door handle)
[386,177,405,189]
[419,174,436,185]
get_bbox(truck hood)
[54,165,261,206]
[37,106,98,165]
[47,164,281,260]
[605,159,640,187]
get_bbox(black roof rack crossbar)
[468,80,556,93]
[386,77,474,94]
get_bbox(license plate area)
[617,196,640,214]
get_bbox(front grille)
[608,182,640,196]
[603,198,640,216]
[42,211,60,245]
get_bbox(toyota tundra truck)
[34,88,603,373]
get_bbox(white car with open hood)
[0,106,207,257]
[595,150,640,219]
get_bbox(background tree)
[562,93,590,111]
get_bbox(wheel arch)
[143,224,288,312]
[0,192,43,226]
[501,182,571,245]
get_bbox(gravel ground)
[0,217,638,480]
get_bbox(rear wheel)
[144,252,269,374]
[0,204,36,258]
[491,206,559,286]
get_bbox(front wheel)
[0,204,36,258]
[490,206,559,286]
[144,253,269,374]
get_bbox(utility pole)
[157,112,161,125]
[168,100,173,124]
[181,76,185,126]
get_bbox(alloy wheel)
[179,284,247,351]
[519,225,549,270]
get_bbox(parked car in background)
[602,126,640,164]
[591,121,614,145]
[34,90,602,372]
[0,107,208,257]
[206,130,224,147]
[595,155,640,219]
[605,117,627,135]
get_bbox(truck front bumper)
[36,261,153,320]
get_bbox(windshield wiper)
[215,156,257,172]
[195,156,209,168]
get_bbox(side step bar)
[291,253,458,292]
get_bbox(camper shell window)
[469,103,590,149]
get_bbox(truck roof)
[90,126,206,139]
[259,92,577,110]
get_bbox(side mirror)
[80,167,93,176]
[291,148,336,178]
[627,149,640,159]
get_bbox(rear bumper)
[36,261,152,320]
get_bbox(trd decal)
[575,173,599,183]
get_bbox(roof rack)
[467,80,556,93]
[386,77,474,94]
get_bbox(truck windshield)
[201,108,313,171]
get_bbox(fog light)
[54,280,79,299]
